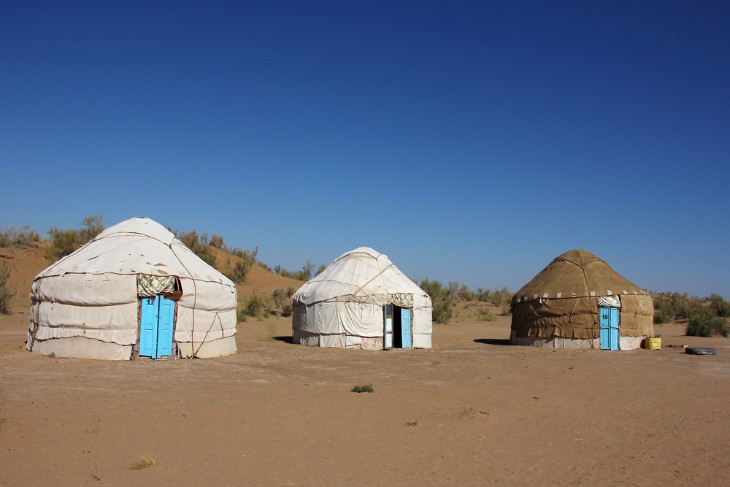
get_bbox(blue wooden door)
[599,306,619,351]
[139,295,175,359]
[400,308,412,349]
[139,297,158,357]
[156,296,175,357]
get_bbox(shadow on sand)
[473,338,511,346]
[273,336,293,344]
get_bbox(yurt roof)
[293,247,428,305]
[513,249,648,303]
[36,217,232,285]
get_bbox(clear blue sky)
[1,1,728,298]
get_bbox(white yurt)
[27,217,237,360]
[292,247,432,349]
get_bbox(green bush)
[419,278,454,324]
[225,247,258,284]
[238,294,272,321]
[226,260,252,284]
[351,384,374,393]
[457,284,476,301]
[686,312,729,337]
[709,294,730,318]
[653,294,677,324]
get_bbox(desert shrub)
[653,294,677,324]
[708,294,730,318]
[238,294,272,321]
[225,246,258,284]
[686,308,729,337]
[46,215,105,262]
[209,234,225,249]
[129,453,156,470]
[79,215,104,242]
[472,286,512,306]
[457,284,476,301]
[272,287,295,316]
[316,264,327,276]
[226,260,251,284]
[477,308,497,321]
[351,384,374,393]
[294,261,314,281]
[0,261,15,314]
[229,246,258,262]
[273,261,314,281]
[654,292,730,325]
[46,228,79,261]
[0,226,40,248]
[176,229,216,267]
[489,287,512,306]
[665,292,705,320]
[419,278,454,324]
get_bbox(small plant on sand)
[130,453,157,470]
[407,420,418,427]
[461,405,476,416]
[351,384,374,393]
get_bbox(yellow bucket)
[645,337,661,350]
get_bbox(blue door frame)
[599,306,620,351]
[400,307,412,349]
[383,305,412,349]
[139,295,175,359]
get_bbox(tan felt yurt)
[510,249,653,350]
[292,247,432,349]
[27,217,237,360]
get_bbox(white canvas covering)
[27,217,237,360]
[509,330,644,350]
[292,247,432,349]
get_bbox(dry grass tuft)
[129,453,157,470]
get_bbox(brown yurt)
[510,250,654,350]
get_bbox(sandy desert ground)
[1,246,729,486]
